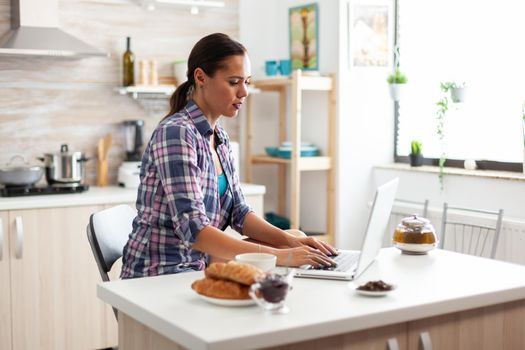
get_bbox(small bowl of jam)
[353,280,395,297]
[249,272,294,313]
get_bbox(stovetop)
[0,184,90,197]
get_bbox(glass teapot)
[393,214,438,254]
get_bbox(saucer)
[349,282,396,297]
[197,294,256,307]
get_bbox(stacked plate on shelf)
[265,142,320,159]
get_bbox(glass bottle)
[123,37,135,86]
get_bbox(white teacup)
[235,253,277,271]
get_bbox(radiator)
[384,204,525,265]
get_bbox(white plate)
[350,282,396,297]
[197,294,256,307]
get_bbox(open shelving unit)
[245,70,337,244]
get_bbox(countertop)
[97,248,525,350]
[0,183,266,211]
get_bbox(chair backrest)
[440,203,504,259]
[391,198,429,218]
[87,204,136,320]
[87,204,136,282]
[384,198,429,247]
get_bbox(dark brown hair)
[165,33,246,118]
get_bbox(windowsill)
[376,163,525,182]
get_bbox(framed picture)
[348,0,394,68]
[289,3,319,71]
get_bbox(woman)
[121,33,337,279]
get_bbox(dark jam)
[259,275,289,303]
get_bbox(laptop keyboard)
[312,251,360,271]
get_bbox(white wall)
[373,169,525,220]
[239,0,339,234]
[241,0,525,250]
[335,0,395,249]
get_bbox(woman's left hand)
[290,235,338,256]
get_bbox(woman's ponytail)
[165,80,192,119]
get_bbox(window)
[395,0,524,170]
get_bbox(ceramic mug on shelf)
[265,60,279,76]
[279,59,292,76]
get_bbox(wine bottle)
[123,37,135,86]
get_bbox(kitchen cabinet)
[245,70,336,244]
[406,301,523,350]
[0,211,12,350]
[2,205,117,350]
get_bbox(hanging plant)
[441,81,467,103]
[387,68,407,101]
[436,83,451,190]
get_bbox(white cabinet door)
[9,205,117,350]
[0,211,11,350]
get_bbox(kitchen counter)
[97,248,525,350]
[0,183,266,211]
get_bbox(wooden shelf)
[251,155,332,171]
[245,70,337,244]
[253,75,333,91]
[117,85,175,99]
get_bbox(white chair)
[440,203,503,259]
[86,204,136,319]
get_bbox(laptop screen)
[354,178,399,277]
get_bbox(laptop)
[294,178,399,281]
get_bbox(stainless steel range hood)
[0,0,108,58]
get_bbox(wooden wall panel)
[0,0,240,185]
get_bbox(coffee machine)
[118,120,144,188]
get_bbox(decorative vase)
[389,83,405,101]
[409,153,423,167]
[450,87,466,103]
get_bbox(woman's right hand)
[275,246,337,268]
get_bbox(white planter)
[450,87,466,103]
[523,149,525,174]
[389,83,406,101]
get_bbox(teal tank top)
[218,173,228,197]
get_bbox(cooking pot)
[39,144,89,185]
[0,155,44,187]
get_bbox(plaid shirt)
[121,100,252,278]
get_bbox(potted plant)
[441,81,467,103]
[409,140,423,166]
[387,68,407,101]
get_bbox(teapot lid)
[401,214,430,228]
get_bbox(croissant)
[191,277,250,300]
[204,262,264,286]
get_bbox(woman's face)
[196,54,252,119]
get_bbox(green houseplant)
[409,140,423,167]
[387,68,407,101]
